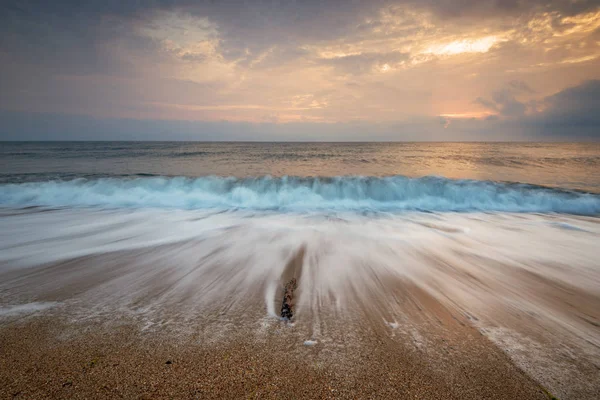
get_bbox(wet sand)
[1,209,599,399]
[1,289,549,400]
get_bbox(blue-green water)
[1,142,599,213]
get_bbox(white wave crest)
[0,175,599,214]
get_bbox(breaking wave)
[0,175,599,214]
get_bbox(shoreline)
[0,209,599,398]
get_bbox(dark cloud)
[472,80,600,139]
[0,1,377,60]
[475,83,531,117]
[0,1,162,77]
[474,79,600,136]
[491,90,527,117]
[538,79,600,129]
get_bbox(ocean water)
[1,141,600,398]
[1,141,599,213]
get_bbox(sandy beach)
[2,0,600,393]
[1,208,599,399]
[0,290,549,400]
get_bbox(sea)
[1,141,599,397]
[1,141,599,212]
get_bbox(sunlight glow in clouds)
[425,36,502,56]
[0,0,599,139]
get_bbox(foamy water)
[1,142,599,398]
[0,302,57,316]
[1,175,599,214]
[1,209,598,370]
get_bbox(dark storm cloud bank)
[1,80,599,141]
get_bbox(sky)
[1,0,599,141]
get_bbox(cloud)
[3,1,598,72]
[470,79,600,137]
[0,108,505,141]
[415,0,600,19]
[480,79,600,139]
[507,80,535,94]
[1,80,598,141]
[537,79,600,129]
[0,0,599,139]
[474,80,535,117]
[318,51,410,75]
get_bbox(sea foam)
[0,175,599,214]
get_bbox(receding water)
[1,141,599,398]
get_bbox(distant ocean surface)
[1,141,599,214]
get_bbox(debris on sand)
[281,278,297,320]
